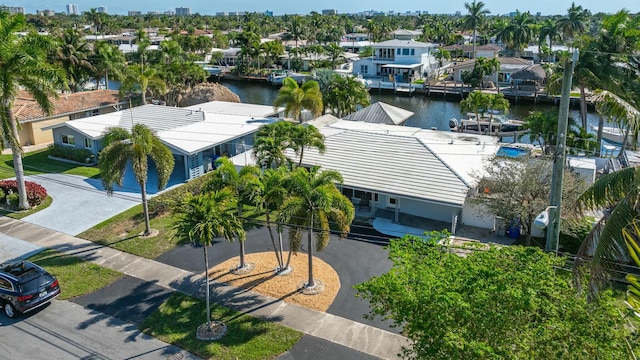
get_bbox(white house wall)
[461,199,496,230]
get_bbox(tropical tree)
[460,91,490,133]
[520,110,561,154]
[324,43,344,69]
[0,13,67,209]
[508,11,534,57]
[291,125,326,167]
[206,157,260,272]
[485,93,509,129]
[557,2,590,42]
[99,124,175,236]
[172,189,245,337]
[253,121,296,169]
[538,18,561,60]
[463,1,490,59]
[279,167,354,290]
[119,64,167,105]
[54,28,95,92]
[93,41,126,90]
[273,77,323,123]
[323,74,371,118]
[357,233,633,359]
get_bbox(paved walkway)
[0,217,409,360]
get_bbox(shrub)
[0,180,48,207]
[49,144,94,163]
[148,171,214,216]
[559,217,594,254]
[7,193,19,207]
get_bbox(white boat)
[590,125,635,145]
[449,113,527,137]
[267,71,308,85]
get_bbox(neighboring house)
[451,57,533,85]
[352,39,439,81]
[46,101,284,182]
[521,45,571,63]
[208,47,242,66]
[14,90,126,147]
[442,44,502,59]
[339,40,374,54]
[275,120,499,233]
[343,102,414,125]
[391,29,422,41]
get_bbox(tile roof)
[14,90,124,123]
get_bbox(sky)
[11,0,640,16]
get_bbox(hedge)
[0,180,47,207]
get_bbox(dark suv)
[0,260,61,318]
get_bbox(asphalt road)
[156,225,397,333]
[0,300,199,360]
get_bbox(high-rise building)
[36,9,56,16]
[67,4,78,15]
[0,5,24,14]
[175,7,191,16]
[128,10,142,16]
[96,6,107,14]
[322,9,337,15]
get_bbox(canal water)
[221,80,605,134]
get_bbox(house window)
[373,193,379,203]
[84,138,92,149]
[410,49,415,55]
[387,197,397,208]
[360,65,368,73]
[396,48,400,55]
[61,134,75,146]
[402,49,409,55]
[85,109,100,117]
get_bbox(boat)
[590,124,635,145]
[449,113,527,137]
[267,70,308,85]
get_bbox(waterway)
[221,80,605,136]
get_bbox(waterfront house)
[351,39,438,81]
[46,101,284,182]
[391,29,422,41]
[291,120,501,233]
[451,57,533,86]
[442,44,502,59]
[14,90,126,147]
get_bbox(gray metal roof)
[299,131,470,206]
[343,102,414,125]
[114,105,205,131]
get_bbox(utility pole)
[546,50,579,253]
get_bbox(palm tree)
[273,77,323,123]
[286,16,306,61]
[292,125,326,167]
[206,157,260,272]
[485,93,509,131]
[55,28,95,92]
[172,189,245,337]
[557,2,590,42]
[538,19,561,61]
[120,64,167,105]
[463,1,490,59]
[99,124,175,236]
[323,75,371,118]
[508,11,534,57]
[93,41,126,90]
[460,91,489,133]
[279,167,354,290]
[253,121,296,169]
[0,13,67,209]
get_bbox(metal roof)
[343,102,414,125]
[298,130,472,206]
[373,39,436,48]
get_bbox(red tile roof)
[14,90,124,123]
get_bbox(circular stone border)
[138,229,159,239]
[300,279,325,295]
[274,266,293,276]
[230,262,255,275]
[196,321,227,341]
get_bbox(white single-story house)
[451,57,534,85]
[46,101,284,182]
[232,119,501,233]
[442,44,503,59]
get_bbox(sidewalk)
[0,217,409,360]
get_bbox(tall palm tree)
[99,124,175,236]
[460,91,489,133]
[55,28,95,92]
[538,19,561,61]
[253,121,296,169]
[279,167,354,290]
[206,157,260,272]
[172,189,245,336]
[485,93,510,131]
[93,41,126,90]
[120,64,167,105]
[292,125,326,167]
[508,11,534,58]
[273,77,323,123]
[463,1,490,59]
[557,2,590,42]
[0,13,67,210]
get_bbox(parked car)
[0,260,61,318]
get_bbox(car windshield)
[20,273,54,293]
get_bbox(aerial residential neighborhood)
[1,1,640,359]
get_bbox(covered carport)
[380,63,423,83]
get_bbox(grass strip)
[140,292,302,360]
[27,249,122,300]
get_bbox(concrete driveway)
[0,300,199,360]
[21,173,141,236]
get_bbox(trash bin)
[507,220,521,239]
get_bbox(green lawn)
[140,292,302,360]
[0,195,53,219]
[0,148,100,179]
[27,249,122,300]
